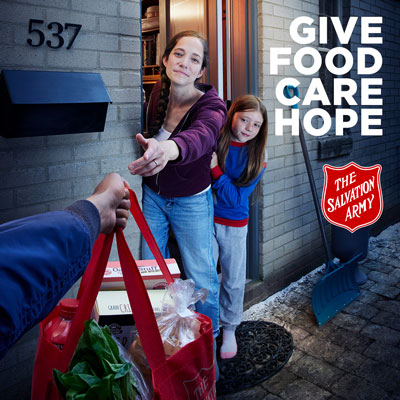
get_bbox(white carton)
[101,258,180,290]
[92,289,167,349]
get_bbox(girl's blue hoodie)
[211,141,267,227]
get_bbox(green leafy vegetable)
[53,319,138,400]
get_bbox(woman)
[128,31,227,341]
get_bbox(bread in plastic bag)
[157,278,208,356]
[129,279,208,379]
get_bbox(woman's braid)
[149,68,170,137]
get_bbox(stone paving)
[218,223,400,400]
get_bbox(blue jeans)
[141,185,220,337]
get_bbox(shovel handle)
[284,85,333,262]
[283,85,299,109]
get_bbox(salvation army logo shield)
[183,364,216,400]
[322,162,383,233]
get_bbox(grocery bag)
[31,189,216,400]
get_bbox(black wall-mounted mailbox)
[0,70,112,138]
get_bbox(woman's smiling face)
[231,110,263,143]
[163,36,205,86]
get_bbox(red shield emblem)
[322,162,383,233]
[183,365,216,399]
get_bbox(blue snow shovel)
[283,85,361,327]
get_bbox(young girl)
[128,31,227,343]
[211,95,268,359]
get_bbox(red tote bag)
[31,189,216,400]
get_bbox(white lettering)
[361,108,383,136]
[361,17,383,44]
[270,48,292,75]
[358,48,383,75]
[303,108,331,136]
[275,108,300,136]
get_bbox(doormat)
[216,320,293,395]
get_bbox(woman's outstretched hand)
[128,133,179,177]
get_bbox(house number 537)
[27,19,82,49]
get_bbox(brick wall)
[256,0,326,300]
[0,1,142,397]
[255,0,400,303]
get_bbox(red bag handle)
[116,227,167,369]
[57,188,173,372]
[76,233,109,300]
[60,232,114,370]
[115,188,174,368]
[127,188,173,285]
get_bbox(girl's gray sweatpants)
[213,223,248,331]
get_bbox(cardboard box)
[101,258,180,290]
[92,289,167,349]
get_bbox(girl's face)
[163,36,205,86]
[231,110,263,143]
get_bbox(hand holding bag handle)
[66,189,175,383]
[69,188,177,393]
[64,188,172,371]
